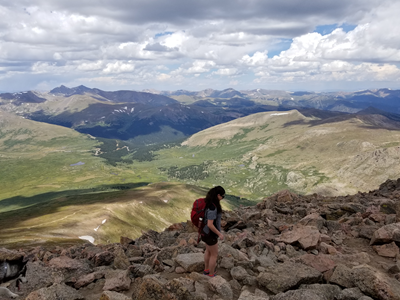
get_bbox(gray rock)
[165,278,196,300]
[328,264,355,288]
[279,225,320,250]
[103,270,131,292]
[257,261,322,294]
[195,281,208,295]
[24,261,62,293]
[298,213,326,230]
[230,266,256,286]
[25,283,84,300]
[229,279,242,291]
[113,247,130,270]
[220,256,235,269]
[219,243,246,261]
[271,289,328,300]
[388,262,400,274]
[352,264,400,300]
[336,287,365,300]
[238,289,270,300]
[75,271,105,289]
[100,291,131,300]
[385,214,398,225]
[299,283,342,300]
[370,223,400,245]
[326,221,342,232]
[208,275,233,300]
[255,254,276,267]
[132,276,166,299]
[175,252,205,272]
[230,266,249,282]
[48,256,84,270]
[128,263,155,278]
[254,289,270,298]
[285,244,301,258]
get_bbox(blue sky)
[0,0,399,93]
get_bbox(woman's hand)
[218,232,224,240]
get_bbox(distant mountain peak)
[50,85,92,96]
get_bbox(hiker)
[202,186,225,277]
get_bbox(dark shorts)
[201,233,218,246]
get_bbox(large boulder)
[257,261,322,294]
[103,270,131,292]
[298,213,326,230]
[208,276,233,300]
[174,253,204,272]
[25,283,84,300]
[299,284,342,300]
[48,256,84,270]
[132,276,167,300]
[352,264,400,300]
[370,223,400,245]
[279,225,321,250]
[230,266,256,286]
[373,242,400,258]
[336,287,366,300]
[100,291,131,300]
[113,247,130,270]
[238,289,270,300]
[271,289,328,300]
[328,264,355,288]
[0,248,24,261]
[23,261,63,295]
[299,254,336,273]
[219,243,248,261]
[75,271,105,289]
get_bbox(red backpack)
[191,198,207,232]
[191,198,215,242]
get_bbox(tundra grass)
[0,182,245,248]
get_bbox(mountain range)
[1,85,400,146]
[1,85,400,248]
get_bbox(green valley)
[2,108,400,247]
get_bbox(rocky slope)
[2,178,400,300]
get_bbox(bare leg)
[204,244,210,270]
[208,244,218,275]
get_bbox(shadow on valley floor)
[0,182,151,213]
[0,182,151,224]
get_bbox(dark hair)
[205,186,225,213]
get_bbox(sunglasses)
[220,194,225,199]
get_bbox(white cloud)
[102,61,135,74]
[78,61,103,71]
[241,51,268,66]
[213,68,238,76]
[157,73,171,81]
[0,0,399,92]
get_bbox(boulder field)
[2,178,400,300]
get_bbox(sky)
[0,0,400,93]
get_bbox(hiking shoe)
[203,270,209,275]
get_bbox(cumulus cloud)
[144,42,177,52]
[0,0,399,92]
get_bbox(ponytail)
[205,186,225,213]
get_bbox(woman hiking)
[202,186,225,277]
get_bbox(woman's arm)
[207,219,224,239]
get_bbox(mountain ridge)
[2,85,400,146]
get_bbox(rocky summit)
[2,179,400,300]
